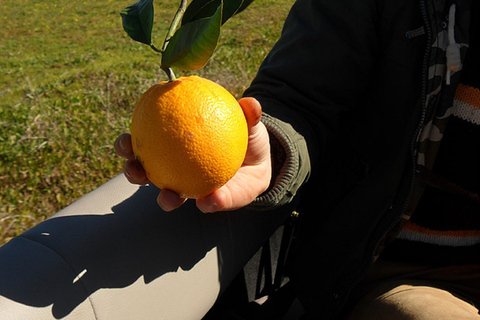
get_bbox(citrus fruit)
[130,75,248,199]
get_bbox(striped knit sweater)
[382,27,480,264]
[384,84,480,265]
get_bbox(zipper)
[329,2,435,318]
[369,0,434,264]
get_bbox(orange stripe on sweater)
[455,84,480,108]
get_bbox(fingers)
[157,189,187,212]
[114,133,135,160]
[238,97,262,128]
[115,133,149,185]
[124,158,150,185]
[196,191,227,213]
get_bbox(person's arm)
[116,0,380,212]
[244,0,380,207]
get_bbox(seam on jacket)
[17,235,98,320]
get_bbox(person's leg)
[347,260,480,320]
[348,280,480,320]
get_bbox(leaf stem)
[162,67,177,81]
[150,44,162,53]
[161,0,188,52]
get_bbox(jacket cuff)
[249,113,311,210]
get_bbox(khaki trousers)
[347,260,480,320]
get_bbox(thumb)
[238,97,262,128]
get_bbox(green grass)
[0,0,293,245]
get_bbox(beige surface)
[0,175,288,319]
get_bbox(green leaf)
[182,0,253,26]
[235,0,254,15]
[161,2,223,71]
[120,0,155,45]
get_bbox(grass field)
[0,0,293,245]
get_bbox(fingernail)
[124,167,131,179]
[157,197,174,212]
[200,201,220,214]
[118,136,126,151]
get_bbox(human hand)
[114,97,272,213]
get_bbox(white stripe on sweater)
[453,99,480,125]
[397,229,480,247]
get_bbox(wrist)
[248,113,311,210]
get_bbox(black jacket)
[245,0,475,318]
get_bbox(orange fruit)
[130,75,248,199]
